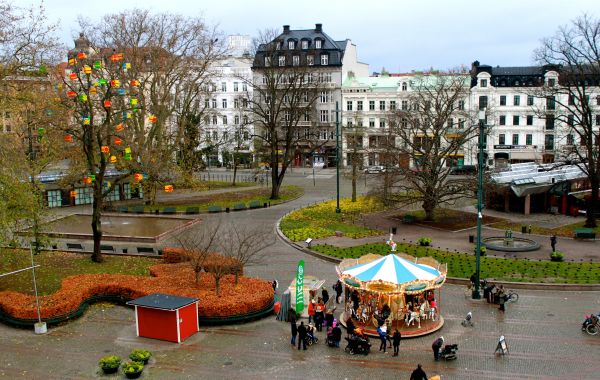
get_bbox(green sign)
[295,260,305,313]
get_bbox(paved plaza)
[1,170,600,379]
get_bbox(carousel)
[336,252,447,338]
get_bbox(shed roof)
[127,293,198,310]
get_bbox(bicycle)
[505,290,519,303]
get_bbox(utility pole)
[335,101,341,213]
[472,109,486,299]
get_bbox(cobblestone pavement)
[2,173,600,379]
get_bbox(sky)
[16,0,599,74]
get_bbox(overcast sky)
[17,0,598,74]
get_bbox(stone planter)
[34,322,47,334]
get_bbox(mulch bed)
[388,209,506,231]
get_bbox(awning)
[510,183,554,197]
[510,151,539,160]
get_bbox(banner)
[295,260,305,313]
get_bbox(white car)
[313,162,325,169]
[364,165,386,174]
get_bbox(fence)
[197,172,269,187]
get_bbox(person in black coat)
[432,336,444,360]
[392,329,401,356]
[331,325,342,347]
[297,321,307,350]
[322,288,329,304]
[290,315,298,346]
[333,280,343,303]
[351,290,360,312]
[410,364,428,380]
[346,317,355,337]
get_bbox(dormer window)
[278,56,286,66]
[401,82,407,91]
[320,54,328,65]
[480,79,488,87]
[264,56,271,67]
[288,40,295,49]
[548,78,556,87]
[315,39,322,49]
[302,40,309,49]
[276,41,281,50]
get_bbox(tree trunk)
[423,197,436,222]
[232,155,238,186]
[195,270,200,285]
[585,175,598,228]
[351,163,357,202]
[91,184,104,263]
[215,277,221,296]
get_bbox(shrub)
[99,355,121,373]
[550,251,564,262]
[122,361,144,375]
[417,237,432,246]
[129,349,151,364]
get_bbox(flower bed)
[0,262,272,322]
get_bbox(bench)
[185,206,200,215]
[162,207,177,215]
[100,245,115,252]
[132,205,145,214]
[66,243,84,250]
[233,203,246,211]
[574,228,596,239]
[208,205,222,213]
[402,215,416,224]
[248,200,262,209]
[118,206,129,213]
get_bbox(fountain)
[482,229,541,252]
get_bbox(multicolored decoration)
[98,78,107,86]
[117,89,126,96]
[110,79,120,88]
[77,52,87,60]
[69,72,78,80]
[130,79,140,87]
[110,53,123,62]
[89,87,98,95]
[103,100,111,108]
[109,155,117,163]
[67,91,77,98]
[114,137,122,145]
[68,58,77,66]
[101,146,110,154]
[124,147,132,161]
[164,185,174,193]
[115,123,125,132]
[83,65,92,74]
[130,98,138,106]
[123,62,131,70]
[64,134,73,143]
[83,117,91,125]
[93,60,102,69]
[133,173,144,182]
[78,94,88,102]
[148,115,157,123]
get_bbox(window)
[357,101,363,111]
[401,82,407,91]
[278,56,285,66]
[526,134,532,145]
[234,98,239,108]
[211,99,217,108]
[288,40,295,49]
[320,54,328,65]
[458,100,465,110]
[514,95,520,106]
[244,131,249,140]
[379,101,385,111]
[369,118,375,127]
[513,115,519,125]
[242,83,247,91]
[292,55,299,66]
[357,118,363,127]
[212,115,217,125]
[320,91,329,103]
[480,79,488,87]
[205,99,209,109]
[284,111,290,121]
[499,134,506,145]
[499,115,506,125]
[526,115,533,125]
[222,99,227,108]
[527,95,534,106]
[512,134,519,145]
[233,82,239,92]
[301,40,308,49]
[500,95,506,106]
[222,116,227,125]
[369,101,375,111]
[221,82,226,92]
[401,118,407,129]
[401,100,408,110]
[380,119,386,128]
[346,101,353,111]
[458,118,465,128]
[307,55,314,66]
[304,112,310,122]
[315,39,322,49]
[568,114,574,126]
[242,99,248,108]
[212,131,218,140]
[545,114,555,130]
[568,95,575,105]
[545,134,554,150]
[478,95,488,110]
[548,78,556,87]
[234,115,240,125]
[390,101,396,110]
[567,133,574,145]
[347,120,353,128]
[276,41,281,50]
[596,114,600,126]
[320,110,329,122]
[546,96,555,110]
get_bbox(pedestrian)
[346,317,355,337]
[297,321,307,350]
[550,234,557,252]
[528,224,532,234]
[392,329,401,356]
[377,324,387,353]
[307,299,315,324]
[432,336,444,361]
[290,314,298,346]
[322,288,330,304]
[272,279,278,292]
[351,290,360,313]
[315,297,325,331]
[333,280,343,303]
[498,285,506,312]
[409,364,428,380]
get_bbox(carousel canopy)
[342,254,441,285]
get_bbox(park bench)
[208,205,222,213]
[118,206,129,213]
[100,245,115,252]
[66,243,84,250]
[162,207,177,215]
[248,200,262,209]
[402,215,416,224]
[574,228,596,239]
[233,203,246,211]
[185,206,200,215]
[132,205,145,214]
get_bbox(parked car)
[450,165,477,175]
[313,162,325,169]
[364,165,386,174]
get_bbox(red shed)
[127,293,199,343]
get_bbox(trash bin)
[226,207,230,213]
[391,227,397,235]
[521,225,527,233]
[468,235,474,243]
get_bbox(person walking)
[322,288,330,305]
[550,234,557,252]
[333,280,343,303]
[498,285,506,312]
[297,321,307,350]
[432,336,444,361]
[410,364,428,380]
[392,329,401,356]
[290,314,298,346]
[307,300,315,324]
[377,324,388,353]
[315,298,325,331]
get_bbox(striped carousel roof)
[342,254,441,285]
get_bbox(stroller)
[306,326,319,346]
[344,333,371,355]
[439,344,458,360]
[326,327,342,347]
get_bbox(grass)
[312,242,600,284]
[137,185,303,212]
[0,249,158,295]
[490,220,600,238]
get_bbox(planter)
[34,321,47,334]
[101,366,119,375]
[125,369,143,379]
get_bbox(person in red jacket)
[307,300,315,324]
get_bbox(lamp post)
[335,101,341,213]
[472,109,486,299]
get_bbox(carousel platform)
[338,311,444,338]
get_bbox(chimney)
[283,25,290,34]
[315,23,322,33]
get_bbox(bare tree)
[244,28,332,199]
[385,72,479,220]
[176,220,222,285]
[533,14,600,228]
[343,131,366,202]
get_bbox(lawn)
[393,209,506,231]
[312,243,600,284]
[0,249,158,295]
[490,219,600,238]
[280,196,385,241]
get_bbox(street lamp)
[335,101,341,213]
[472,109,486,299]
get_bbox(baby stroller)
[326,327,342,347]
[306,325,319,346]
[439,344,458,360]
[344,333,371,355]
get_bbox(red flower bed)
[0,262,272,321]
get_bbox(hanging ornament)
[67,90,77,98]
[78,94,88,102]
[115,123,125,132]
[130,98,138,106]
[109,155,117,164]
[93,60,102,69]
[83,65,92,74]
[133,173,143,182]
[123,62,131,70]
[110,79,120,87]
[164,185,174,193]
[114,137,122,145]
[89,87,98,95]
[124,147,132,161]
[77,52,87,60]
[98,78,107,86]
[70,190,77,198]
[130,79,140,87]
[64,134,73,143]
[117,88,126,96]
[83,176,92,184]
[83,117,91,125]
[69,72,78,80]
[103,100,111,108]
[101,146,110,154]
[68,58,77,66]
[148,115,158,123]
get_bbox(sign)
[494,335,509,355]
[295,260,305,314]
[494,145,531,150]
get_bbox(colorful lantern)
[115,123,125,132]
[83,176,92,184]
[148,115,158,123]
[101,146,110,154]
[98,78,107,86]
[117,89,126,96]
[114,137,122,145]
[70,190,77,198]
[164,185,174,193]
[123,62,131,70]
[110,79,120,87]
[93,61,102,69]
[83,117,91,125]
[89,87,98,95]
[133,173,143,182]
[83,65,92,74]
[103,100,111,108]
[77,52,87,60]
[69,72,78,80]
[130,79,140,87]
[68,58,77,66]
[67,90,77,98]
[130,98,138,106]
[79,94,88,102]
[124,147,132,161]
[110,53,123,62]
[64,134,73,143]
[109,155,117,163]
